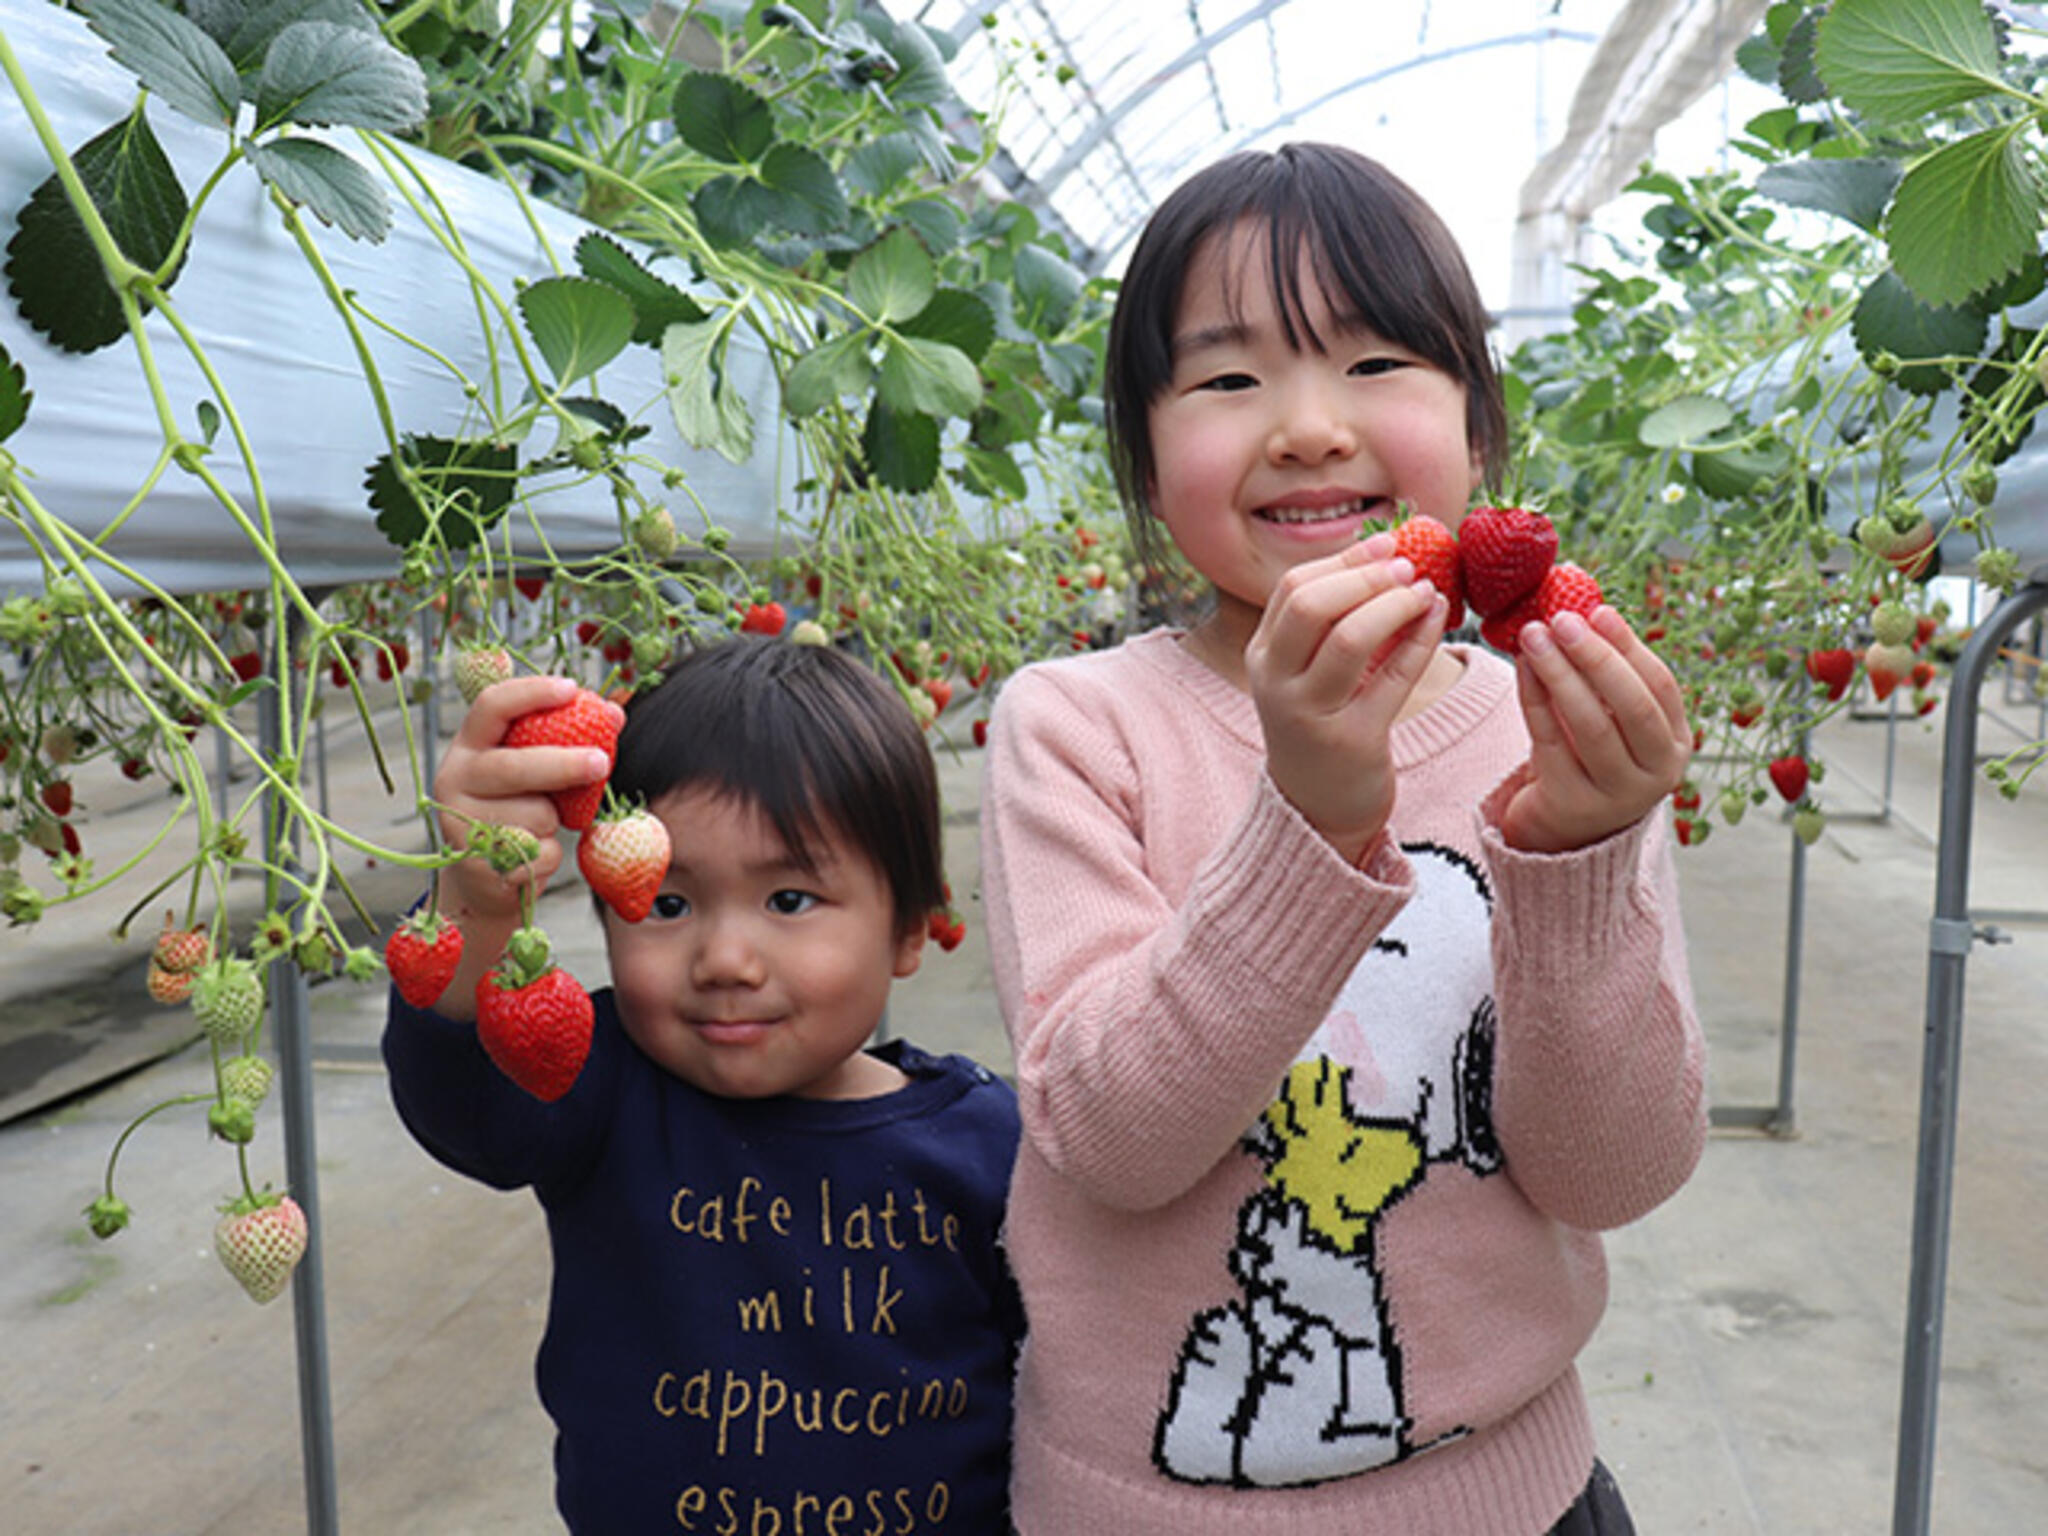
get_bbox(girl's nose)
[1267,379,1358,464]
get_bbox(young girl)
[384,638,1022,1533]
[980,143,1705,1534]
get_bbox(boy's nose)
[690,917,766,988]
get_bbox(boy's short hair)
[1103,142,1508,570]
[607,637,945,936]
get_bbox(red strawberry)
[928,910,967,952]
[923,677,954,714]
[1909,660,1937,690]
[739,601,787,636]
[1391,513,1465,628]
[40,779,73,818]
[1804,647,1856,701]
[214,1193,308,1305]
[1534,562,1603,624]
[1865,641,1914,702]
[146,964,194,1005]
[1458,506,1558,618]
[578,806,671,924]
[514,574,548,602]
[476,939,594,1102]
[503,687,626,831]
[152,912,213,975]
[1914,614,1939,649]
[384,910,466,1010]
[228,649,263,682]
[972,718,989,748]
[1768,755,1810,803]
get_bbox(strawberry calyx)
[494,925,557,990]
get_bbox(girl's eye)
[1349,356,1407,377]
[649,893,689,920]
[1196,371,1257,393]
[768,889,819,916]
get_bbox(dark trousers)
[1545,1460,1636,1535]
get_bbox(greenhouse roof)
[890,0,1772,318]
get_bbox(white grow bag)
[0,0,800,600]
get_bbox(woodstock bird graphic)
[1155,845,1501,1487]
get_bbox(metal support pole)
[1710,725,1809,1136]
[416,605,442,792]
[1771,801,1805,1134]
[1892,578,2048,1536]
[261,636,341,1536]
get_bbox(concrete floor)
[2,665,2046,1535]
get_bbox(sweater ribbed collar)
[1121,627,1515,771]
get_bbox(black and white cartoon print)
[1154,844,1501,1488]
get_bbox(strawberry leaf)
[1638,394,1735,449]
[245,138,391,242]
[1755,156,1901,233]
[861,400,938,493]
[1885,125,2043,309]
[3,109,190,355]
[1814,0,2007,124]
[671,70,774,164]
[254,21,428,134]
[518,276,637,386]
[757,143,848,235]
[1850,269,1987,396]
[0,343,30,445]
[899,286,995,362]
[573,232,706,344]
[1011,244,1084,336]
[661,317,756,463]
[877,334,981,420]
[783,331,874,417]
[83,0,241,129]
[364,434,518,550]
[848,226,935,324]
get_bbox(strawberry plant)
[0,0,1132,1297]
[1503,0,2048,833]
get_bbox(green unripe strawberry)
[453,644,514,705]
[208,1100,257,1144]
[191,958,264,1044]
[221,1053,275,1108]
[632,505,678,560]
[1871,601,1915,648]
[84,1194,131,1240]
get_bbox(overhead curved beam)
[1075,26,1596,275]
[1016,0,1295,208]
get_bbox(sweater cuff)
[1476,765,1659,975]
[1189,772,1415,1004]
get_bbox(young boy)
[383,637,1022,1535]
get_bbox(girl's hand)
[433,675,613,919]
[1245,533,1450,863]
[1499,605,1692,853]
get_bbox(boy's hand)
[1246,533,1450,864]
[1499,605,1692,853]
[434,675,615,920]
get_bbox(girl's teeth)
[1263,499,1367,524]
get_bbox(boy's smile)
[604,787,924,1101]
[1148,221,1482,654]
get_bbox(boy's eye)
[649,893,689,920]
[768,889,819,916]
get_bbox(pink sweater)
[980,629,1706,1535]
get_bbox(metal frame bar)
[260,643,341,1536]
[1892,577,2048,1536]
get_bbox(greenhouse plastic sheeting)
[0,1,798,601]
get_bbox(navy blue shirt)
[385,986,1022,1535]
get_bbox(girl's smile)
[1147,220,1483,658]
